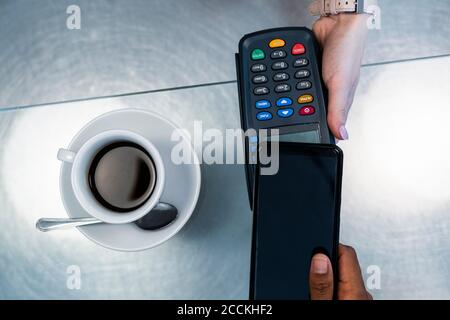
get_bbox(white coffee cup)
[57,129,165,224]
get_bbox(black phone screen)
[250,142,343,300]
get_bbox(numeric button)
[272,61,288,70]
[253,75,268,84]
[251,64,267,73]
[271,50,287,59]
[275,84,291,93]
[254,87,269,95]
[295,70,310,79]
[273,72,290,82]
[294,58,309,67]
[296,81,312,90]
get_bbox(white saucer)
[60,109,201,251]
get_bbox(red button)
[292,43,306,55]
[300,106,315,115]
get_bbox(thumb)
[309,253,334,300]
[326,83,355,141]
[337,245,371,300]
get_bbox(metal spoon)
[36,203,178,232]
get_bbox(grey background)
[0,0,450,299]
[1,0,450,109]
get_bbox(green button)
[251,49,265,61]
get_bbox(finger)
[326,83,352,140]
[309,253,334,300]
[338,245,365,287]
[312,17,336,44]
[338,244,369,300]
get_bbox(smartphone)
[250,142,343,300]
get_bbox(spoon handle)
[36,217,101,232]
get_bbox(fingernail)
[339,126,349,140]
[312,257,328,275]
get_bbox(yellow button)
[269,39,285,48]
[298,94,314,104]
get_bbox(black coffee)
[88,142,156,212]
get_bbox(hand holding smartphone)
[250,142,343,300]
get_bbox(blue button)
[255,100,271,109]
[249,136,258,143]
[276,97,293,107]
[256,112,273,121]
[277,108,294,118]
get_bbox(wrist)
[336,13,371,28]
